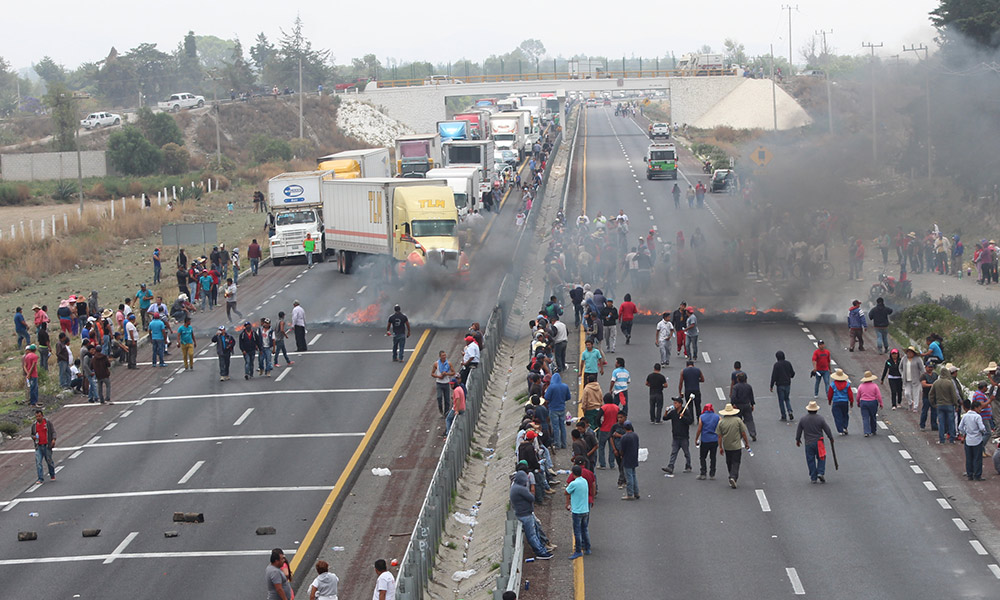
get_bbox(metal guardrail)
[497,513,524,599]
[395,124,564,600]
[375,69,738,89]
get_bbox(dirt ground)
[0,200,110,231]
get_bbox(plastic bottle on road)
[746,446,754,457]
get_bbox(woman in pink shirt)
[857,370,883,437]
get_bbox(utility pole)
[816,29,834,134]
[781,4,799,69]
[862,42,883,164]
[903,43,932,178]
[298,55,304,139]
[770,44,778,130]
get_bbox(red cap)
[525,430,537,440]
[465,335,475,342]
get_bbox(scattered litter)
[332,546,345,551]
[664,473,674,478]
[556,469,570,474]
[28,512,38,518]
[638,448,649,462]
[452,569,477,582]
[371,468,392,476]
[452,512,478,526]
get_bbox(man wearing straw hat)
[795,401,835,483]
[826,368,854,435]
[901,347,924,413]
[716,404,750,489]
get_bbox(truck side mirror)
[643,156,648,162]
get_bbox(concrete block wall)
[0,151,107,181]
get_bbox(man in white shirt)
[124,314,139,369]
[291,301,307,352]
[372,559,395,600]
[459,335,480,384]
[655,312,675,366]
[552,315,568,372]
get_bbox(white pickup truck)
[157,93,205,112]
[80,112,121,129]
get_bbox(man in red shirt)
[811,340,832,399]
[618,293,637,345]
[567,455,596,506]
[597,394,620,468]
[248,239,262,276]
[23,344,39,406]
[31,409,56,484]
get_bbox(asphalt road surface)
[570,107,1000,598]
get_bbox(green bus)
[645,143,677,180]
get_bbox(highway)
[571,106,1000,597]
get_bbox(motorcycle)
[869,272,912,303]
[702,161,713,174]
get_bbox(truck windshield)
[493,134,515,141]
[399,142,429,158]
[412,220,456,237]
[453,193,468,209]
[448,146,482,164]
[276,211,316,226]
[650,150,675,161]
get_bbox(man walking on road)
[31,409,56,484]
[291,301,307,352]
[125,314,139,369]
[795,401,834,483]
[684,307,700,360]
[552,315,568,372]
[248,239,262,276]
[511,471,554,560]
[266,548,292,600]
[717,403,750,488]
[239,321,262,380]
[618,294,637,344]
[655,312,674,366]
[597,394,620,469]
[620,421,640,500]
[431,351,455,415]
[600,299,618,353]
[149,312,167,367]
[731,372,757,441]
[224,278,243,323]
[671,303,688,358]
[23,344,39,406]
[960,399,987,480]
[848,300,867,352]
[869,297,893,354]
[662,397,693,474]
[580,338,604,385]
[827,368,854,435]
[901,346,923,412]
[177,316,196,371]
[811,340,831,399]
[93,347,111,404]
[695,403,720,480]
[770,350,796,421]
[645,363,668,424]
[679,359,704,416]
[211,326,235,381]
[386,305,410,362]
[565,464,591,559]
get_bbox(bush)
[0,421,17,437]
[127,180,144,196]
[161,143,191,175]
[107,126,161,176]
[87,182,108,199]
[137,108,184,148]
[51,181,77,202]
[201,173,231,191]
[248,135,293,164]
[289,137,315,159]
[0,183,31,205]
[177,186,202,201]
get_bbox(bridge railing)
[374,68,738,89]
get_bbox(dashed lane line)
[955,518,970,531]
[715,387,725,401]
[177,460,205,485]
[971,540,989,555]
[786,567,805,595]
[911,465,924,474]
[0,548,298,567]
[309,333,323,345]
[0,432,367,455]
[989,564,1000,579]
[702,352,711,363]
[232,408,254,426]
[923,481,937,491]
[899,450,912,459]
[275,367,292,382]
[937,498,953,509]
[104,422,117,431]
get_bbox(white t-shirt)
[70,364,80,378]
[225,284,238,302]
[125,321,139,342]
[373,571,395,600]
[463,342,480,364]
[122,305,134,318]
[552,320,568,343]
[656,320,675,345]
[310,572,339,600]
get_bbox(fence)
[0,151,107,181]
[395,120,566,599]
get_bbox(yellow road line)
[288,328,432,573]
[574,554,586,600]
[576,108,588,600]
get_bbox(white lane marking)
[85,436,101,446]
[971,540,988,555]
[151,387,161,394]
[233,408,254,426]
[715,387,725,401]
[911,465,924,474]
[26,482,42,494]
[937,498,953,509]
[702,352,711,363]
[877,421,888,430]
[254,306,262,311]
[69,450,84,459]
[830,361,838,367]
[177,461,205,485]
[174,368,183,375]
[15,486,336,506]
[801,327,810,332]
[0,432,366,455]
[923,481,937,491]
[283,284,291,289]
[807,334,816,341]
[899,450,911,459]
[645,206,651,211]
[103,531,139,564]
[121,410,133,418]
[135,398,147,407]
[309,333,322,345]
[2,500,18,511]
[55,465,63,473]
[268,295,276,300]
[888,435,899,443]
[648,215,654,220]
[335,307,346,318]
[104,422,117,431]
[357,285,367,294]
[275,367,292,382]
[0,548,296,566]
[199,348,210,356]
[954,518,970,531]
[786,567,805,595]
[755,489,771,512]
[988,564,1000,579]
[164,377,174,384]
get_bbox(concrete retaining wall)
[1,151,107,181]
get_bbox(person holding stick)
[795,400,836,483]
[661,395,694,474]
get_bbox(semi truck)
[426,167,483,217]
[441,139,496,203]
[267,171,331,266]
[395,134,440,177]
[453,111,491,140]
[437,120,470,143]
[316,148,392,178]
[490,113,527,161]
[322,178,463,275]
[677,53,727,76]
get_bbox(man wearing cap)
[600,299,618,353]
[930,365,961,444]
[460,335,480,385]
[124,313,139,369]
[239,321,263,380]
[847,300,867,352]
[135,283,154,331]
[655,312,674,367]
[795,401,835,483]
[23,344,39,406]
[716,404,750,488]
[386,305,410,362]
[258,318,275,377]
[211,326,235,381]
[148,310,167,367]
[177,316,197,371]
[510,470,553,560]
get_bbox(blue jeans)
[34,444,55,480]
[937,405,956,443]
[27,377,38,405]
[875,328,889,352]
[151,339,165,366]
[813,370,830,396]
[233,268,239,285]
[200,294,208,311]
[549,410,567,448]
[624,466,638,497]
[831,401,850,433]
[274,339,290,365]
[804,441,825,480]
[392,334,406,361]
[153,263,161,283]
[243,352,255,377]
[435,383,450,414]
[87,374,98,402]
[571,512,591,553]
[685,334,699,360]
[598,429,614,468]
[250,257,259,275]
[860,400,879,435]
[16,330,30,349]
[776,385,792,418]
[445,409,463,434]
[573,303,583,326]
[306,251,313,266]
[518,514,547,556]
[58,360,70,388]
[258,347,272,374]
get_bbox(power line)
[862,41,883,163]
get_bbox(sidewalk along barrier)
[493,509,525,599]
[395,125,565,600]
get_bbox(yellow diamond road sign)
[750,146,772,167]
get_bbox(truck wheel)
[197,100,204,108]
[273,257,283,266]
[172,105,180,113]
[646,173,652,180]
[337,251,345,274]
[113,118,120,125]
[315,251,324,263]
[343,252,353,274]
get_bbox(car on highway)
[586,99,597,108]
[494,149,518,168]
[603,99,611,106]
[80,111,121,129]
[424,75,464,85]
[157,92,205,112]
[710,169,736,192]
[649,122,670,139]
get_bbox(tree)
[33,56,65,86]
[250,32,276,82]
[97,47,138,107]
[178,31,203,91]
[275,16,333,90]
[137,107,183,147]
[224,38,255,90]
[930,0,1000,49]
[194,35,236,71]
[0,56,18,117]
[107,126,161,175]
[161,142,190,174]
[518,39,547,63]
[248,134,292,163]
[723,39,748,66]
[43,83,77,152]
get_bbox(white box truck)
[316,148,392,178]
[267,171,331,266]
[490,114,526,162]
[442,140,495,202]
[426,167,483,217]
[322,178,466,276]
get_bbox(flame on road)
[347,292,386,325]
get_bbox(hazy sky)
[4,0,941,71]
